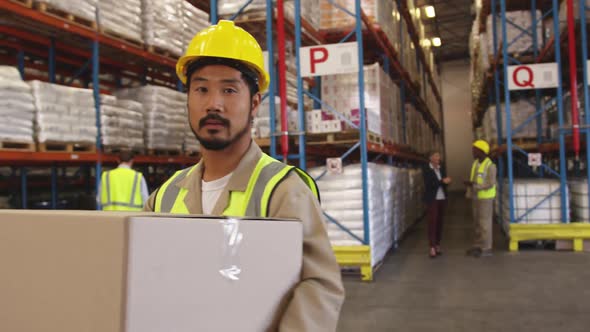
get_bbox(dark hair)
[185,57,259,97]
[119,150,134,163]
[428,150,440,158]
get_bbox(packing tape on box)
[219,218,243,281]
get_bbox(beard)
[191,111,252,151]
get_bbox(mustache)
[199,113,230,129]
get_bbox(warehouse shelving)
[473,0,590,250]
[205,0,442,280]
[290,0,442,280]
[0,0,200,209]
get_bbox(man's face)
[187,65,260,151]
[472,147,482,159]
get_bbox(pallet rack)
[0,0,199,209]
[474,0,590,250]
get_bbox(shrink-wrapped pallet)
[100,95,144,150]
[0,66,35,143]
[37,0,97,23]
[142,0,184,56]
[98,0,143,43]
[29,81,97,144]
[115,85,186,151]
[181,1,209,52]
[502,179,569,224]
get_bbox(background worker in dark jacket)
[422,151,451,258]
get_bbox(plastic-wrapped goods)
[142,0,184,56]
[502,179,569,224]
[0,66,35,143]
[100,95,144,149]
[253,97,299,138]
[28,81,97,144]
[486,11,542,55]
[308,163,393,266]
[181,1,209,52]
[321,63,401,143]
[285,0,320,31]
[482,99,547,142]
[320,0,396,50]
[569,179,590,222]
[115,85,186,151]
[308,163,425,264]
[218,0,266,15]
[38,0,97,22]
[98,0,143,43]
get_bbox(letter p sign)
[300,42,359,77]
[310,47,328,74]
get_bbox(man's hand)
[442,177,452,184]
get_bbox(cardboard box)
[0,210,302,332]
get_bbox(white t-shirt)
[201,172,233,214]
[430,163,446,200]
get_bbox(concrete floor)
[338,193,590,332]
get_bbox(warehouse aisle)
[337,193,590,332]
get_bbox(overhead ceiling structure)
[419,0,475,62]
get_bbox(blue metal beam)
[354,0,370,245]
[17,50,25,79]
[21,167,27,209]
[49,37,56,83]
[92,39,102,210]
[580,0,590,219]
[295,0,306,170]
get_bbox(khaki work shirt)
[145,142,345,332]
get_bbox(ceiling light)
[422,39,432,47]
[424,6,436,18]
[432,37,441,47]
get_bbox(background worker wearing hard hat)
[464,140,497,258]
[144,20,344,331]
[99,150,148,211]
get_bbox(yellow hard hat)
[176,20,269,93]
[473,139,490,155]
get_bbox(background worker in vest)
[99,150,148,211]
[144,20,344,331]
[464,140,497,258]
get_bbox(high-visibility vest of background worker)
[464,139,497,258]
[98,150,148,211]
[143,20,344,331]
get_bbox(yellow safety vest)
[153,153,319,217]
[470,157,496,199]
[100,167,145,211]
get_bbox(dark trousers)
[427,199,446,247]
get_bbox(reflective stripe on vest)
[101,168,144,211]
[154,153,319,217]
[470,157,496,199]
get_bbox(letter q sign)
[300,42,359,77]
[507,63,558,91]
